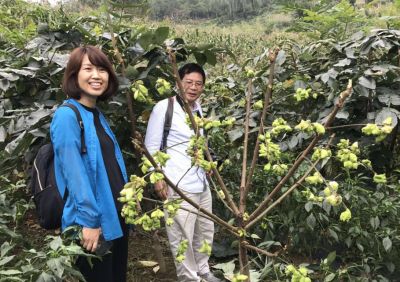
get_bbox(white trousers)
[165,188,214,282]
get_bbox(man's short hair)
[178,63,206,83]
[62,45,118,101]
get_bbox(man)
[145,63,222,282]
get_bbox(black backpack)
[30,103,87,230]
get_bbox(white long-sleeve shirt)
[144,97,208,193]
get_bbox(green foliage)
[149,0,272,21]
[0,177,89,281]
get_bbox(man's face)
[181,72,204,106]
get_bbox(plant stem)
[239,78,253,214]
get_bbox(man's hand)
[81,227,101,253]
[154,180,168,200]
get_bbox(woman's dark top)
[81,104,125,211]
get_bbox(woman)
[51,45,128,282]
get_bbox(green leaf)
[193,52,207,66]
[324,273,336,282]
[356,242,364,252]
[1,242,13,257]
[212,260,235,275]
[370,216,380,230]
[358,76,376,89]
[36,272,56,282]
[328,229,338,242]
[204,50,217,66]
[304,202,313,212]
[250,234,261,240]
[0,269,22,275]
[0,255,14,266]
[306,213,316,230]
[47,257,65,277]
[325,251,336,265]
[154,27,169,43]
[49,236,63,251]
[383,237,392,252]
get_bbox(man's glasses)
[182,80,204,88]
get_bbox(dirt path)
[127,228,177,281]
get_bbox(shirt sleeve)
[51,107,100,228]
[144,101,167,156]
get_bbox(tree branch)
[239,78,253,214]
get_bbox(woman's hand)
[154,180,168,200]
[81,227,101,252]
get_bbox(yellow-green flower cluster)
[285,264,311,282]
[187,136,216,172]
[134,208,165,231]
[295,120,325,135]
[339,208,351,222]
[119,175,147,224]
[131,80,153,104]
[141,151,170,174]
[294,88,317,102]
[245,68,255,78]
[176,239,188,263]
[373,173,387,184]
[264,163,289,176]
[185,115,235,131]
[324,181,342,206]
[305,171,324,185]
[253,100,263,110]
[164,199,182,226]
[302,188,324,202]
[336,139,360,170]
[156,78,172,96]
[198,240,212,256]
[221,117,236,127]
[311,148,332,161]
[212,84,234,102]
[259,133,281,162]
[271,118,292,136]
[362,117,393,142]
[232,274,249,282]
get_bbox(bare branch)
[241,241,279,257]
[239,78,253,214]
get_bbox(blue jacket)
[50,98,128,241]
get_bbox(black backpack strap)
[59,103,87,154]
[160,97,174,151]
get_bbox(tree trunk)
[239,239,250,282]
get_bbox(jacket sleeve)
[144,101,167,156]
[51,107,100,228]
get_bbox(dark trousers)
[76,222,129,282]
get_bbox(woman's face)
[77,54,109,99]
